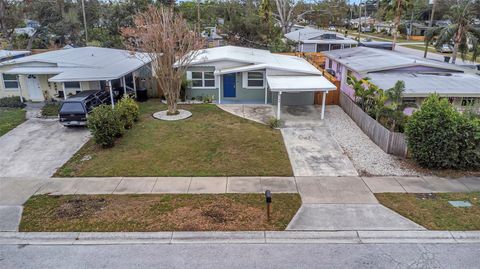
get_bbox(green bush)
[41,102,60,117]
[268,117,281,129]
[115,95,139,129]
[0,96,25,108]
[405,94,480,169]
[87,104,124,148]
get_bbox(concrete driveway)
[280,106,358,177]
[0,119,90,178]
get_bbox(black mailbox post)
[265,190,272,221]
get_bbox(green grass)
[55,100,293,177]
[0,108,25,136]
[20,193,302,231]
[376,192,480,230]
[41,102,60,117]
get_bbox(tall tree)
[0,0,23,49]
[274,0,313,34]
[426,0,479,64]
[122,6,204,115]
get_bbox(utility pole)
[81,0,88,44]
[357,2,362,42]
[424,0,436,58]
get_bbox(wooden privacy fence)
[339,92,408,157]
[277,52,339,105]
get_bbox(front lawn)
[20,193,302,231]
[55,100,292,177]
[376,192,480,230]
[0,108,25,136]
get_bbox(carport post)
[108,80,114,108]
[62,83,67,100]
[321,91,328,120]
[215,74,221,104]
[132,73,137,99]
[122,76,127,95]
[277,91,282,119]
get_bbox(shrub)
[0,96,25,108]
[405,94,480,169]
[268,117,281,129]
[87,104,124,148]
[115,95,139,129]
[41,102,60,117]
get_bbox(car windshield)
[60,102,85,114]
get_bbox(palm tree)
[347,76,373,111]
[425,0,479,64]
[382,0,411,50]
[385,80,407,131]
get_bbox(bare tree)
[274,0,313,34]
[122,6,204,115]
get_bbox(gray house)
[185,46,336,119]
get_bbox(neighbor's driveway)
[280,106,358,177]
[0,119,90,178]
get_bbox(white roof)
[285,28,356,44]
[323,47,466,74]
[0,50,30,60]
[369,72,480,97]
[1,47,151,82]
[189,46,321,75]
[267,75,336,92]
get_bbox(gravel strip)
[324,106,418,176]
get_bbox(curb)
[1,231,479,245]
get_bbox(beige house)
[0,47,152,102]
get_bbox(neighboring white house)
[0,50,30,62]
[0,47,152,103]
[285,27,358,53]
[201,26,224,47]
[323,47,480,113]
[184,46,336,119]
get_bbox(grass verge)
[20,193,302,232]
[0,108,25,136]
[376,192,480,230]
[55,100,293,177]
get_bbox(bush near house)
[41,102,60,117]
[405,94,480,169]
[0,96,25,108]
[87,105,125,148]
[115,96,139,129]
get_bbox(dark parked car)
[59,90,111,127]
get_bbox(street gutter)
[1,231,479,245]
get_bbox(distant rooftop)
[285,28,356,45]
[0,50,30,61]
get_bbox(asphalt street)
[1,243,479,268]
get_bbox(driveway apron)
[0,119,90,178]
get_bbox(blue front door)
[223,74,236,98]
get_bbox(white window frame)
[243,71,265,89]
[188,71,216,89]
[2,74,19,91]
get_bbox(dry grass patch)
[55,100,292,177]
[20,194,302,232]
[376,192,480,230]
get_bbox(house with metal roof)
[0,50,30,62]
[323,47,480,112]
[0,47,152,103]
[185,46,336,119]
[284,27,358,53]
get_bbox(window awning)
[266,75,336,92]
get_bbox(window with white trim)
[247,72,264,88]
[2,74,19,90]
[191,71,215,88]
[461,97,475,106]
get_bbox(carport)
[266,75,337,120]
